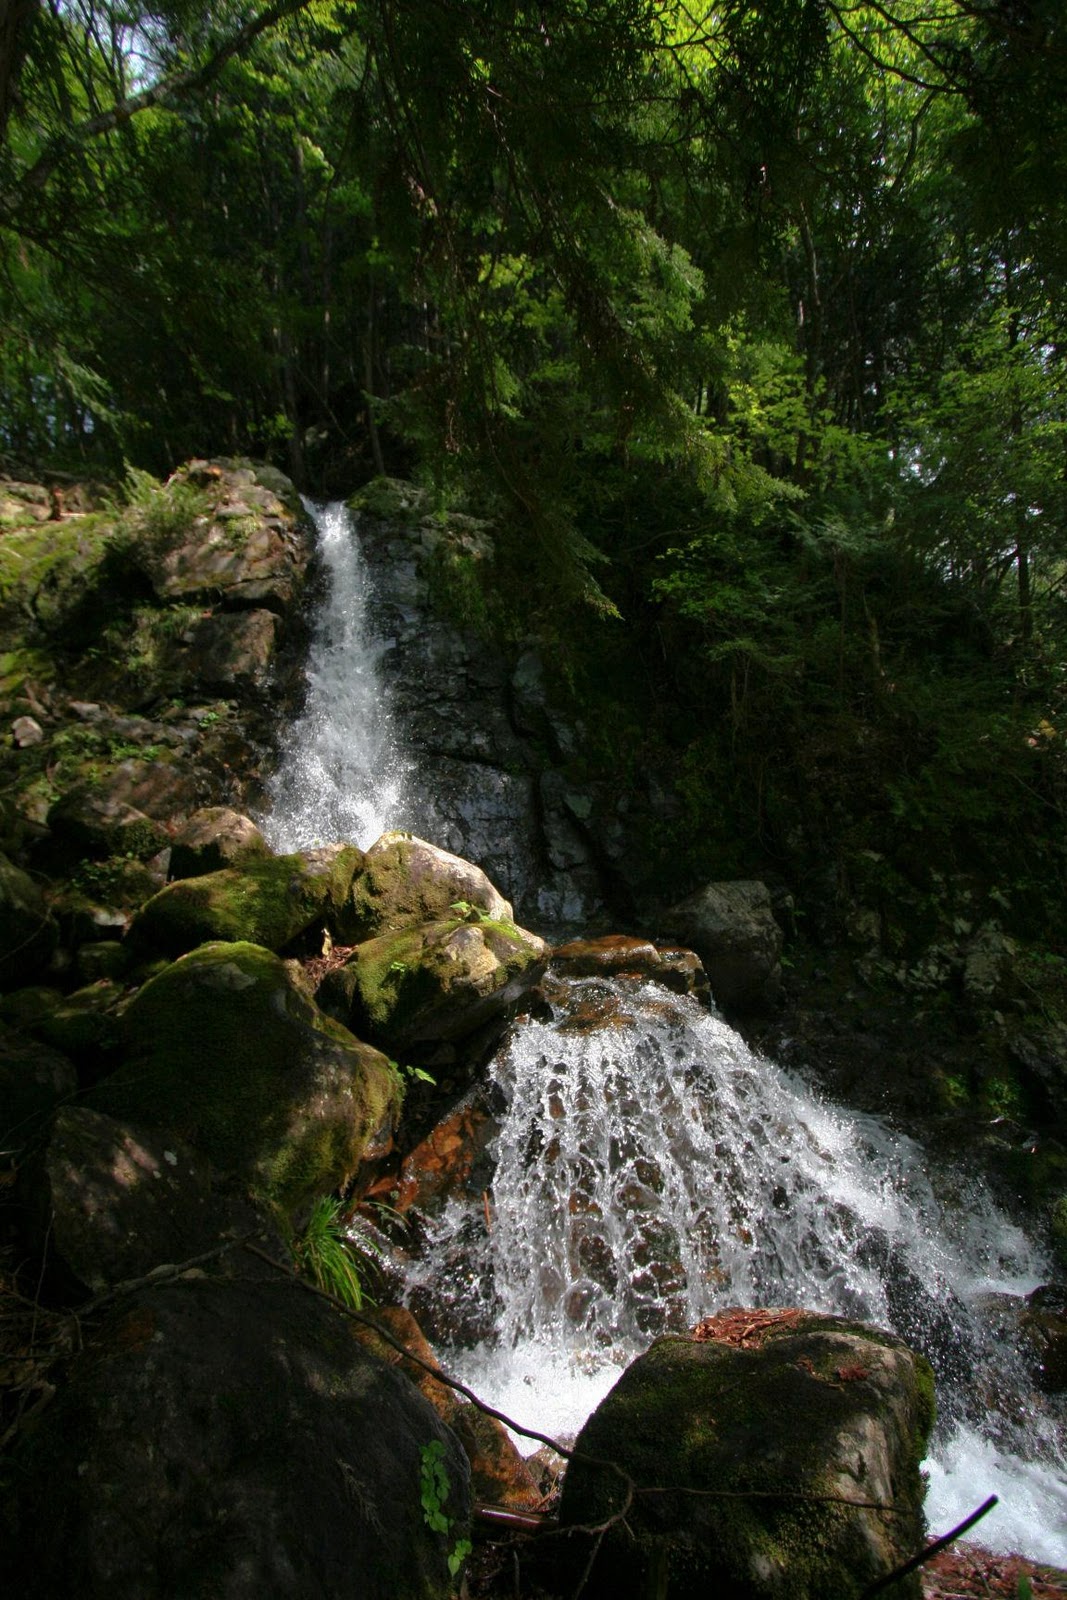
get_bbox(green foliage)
[290,1194,383,1311]
[419,1439,471,1580]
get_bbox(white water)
[266,501,1066,1562]
[405,976,1067,1565]
[262,500,410,851]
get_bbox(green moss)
[95,941,401,1215]
[131,848,363,958]
[347,477,430,524]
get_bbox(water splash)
[405,975,1067,1564]
[262,500,409,850]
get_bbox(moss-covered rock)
[45,787,169,862]
[557,1310,934,1600]
[168,806,270,880]
[95,940,400,1214]
[129,845,363,957]
[345,832,513,941]
[318,914,547,1052]
[0,851,58,989]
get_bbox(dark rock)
[1023,1284,1067,1391]
[395,1085,499,1213]
[557,1309,934,1600]
[0,1024,76,1167]
[1,1277,469,1599]
[45,788,168,862]
[22,1106,266,1295]
[661,880,783,1011]
[0,850,59,989]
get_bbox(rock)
[176,608,280,696]
[319,916,547,1054]
[169,805,271,879]
[552,935,711,1002]
[2,1277,469,1599]
[94,941,401,1214]
[20,978,125,1067]
[1023,1285,1067,1391]
[395,1085,499,1213]
[45,788,168,862]
[130,845,363,957]
[133,468,311,613]
[11,715,43,746]
[347,832,513,939]
[355,1305,540,1510]
[661,880,783,1011]
[74,940,131,984]
[22,1106,266,1295]
[0,851,59,989]
[963,922,1017,1007]
[0,1024,76,1168]
[557,1309,934,1600]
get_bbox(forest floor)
[922,1544,1067,1598]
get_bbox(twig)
[859,1496,999,1598]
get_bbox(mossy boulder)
[557,1310,934,1600]
[318,915,547,1053]
[0,851,58,989]
[95,940,400,1213]
[45,787,169,863]
[168,806,270,879]
[345,832,513,941]
[129,845,363,958]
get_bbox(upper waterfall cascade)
[262,498,410,852]
[267,501,1066,1567]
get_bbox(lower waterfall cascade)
[402,976,1067,1566]
[263,500,1067,1567]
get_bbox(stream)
[268,500,1067,1566]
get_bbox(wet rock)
[557,1309,934,1600]
[348,832,513,939]
[355,1305,540,1510]
[1023,1285,1067,1391]
[95,940,401,1215]
[395,1085,499,1213]
[319,916,547,1054]
[552,935,711,1003]
[168,805,271,879]
[0,851,59,989]
[130,846,363,957]
[2,1278,469,1600]
[661,880,783,1011]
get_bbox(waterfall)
[261,499,409,851]
[404,975,1067,1565]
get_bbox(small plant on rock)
[291,1195,383,1311]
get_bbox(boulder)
[0,851,58,989]
[169,806,271,879]
[557,1308,934,1600]
[130,845,363,957]
[44,787,168,862]
[95,941,400,1214]
[1022,1285,1067,1391]
[395,1084,499,1213]
[1,1277,469,1599]
[661,880,783,1011]
[176,607,280,696]
[132,463,311,612]
[318,915,547,1054]
[0,1024,76,1168]
[347,832,513,940]
[22,1106,266,1295]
